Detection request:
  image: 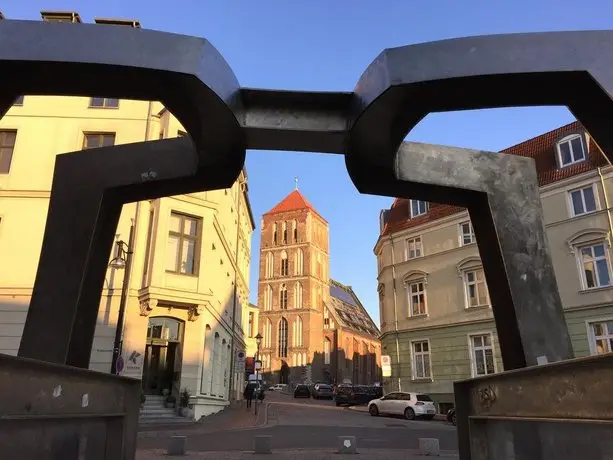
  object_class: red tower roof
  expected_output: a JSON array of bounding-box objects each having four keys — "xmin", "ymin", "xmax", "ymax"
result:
[{"xmin": 264, "ymin": 189, "xmax": 327, "ymax": 222}]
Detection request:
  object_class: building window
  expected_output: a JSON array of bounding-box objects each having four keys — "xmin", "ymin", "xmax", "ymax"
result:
[
  {"xmin": 293, "ymin": 220, "xmax": 298, "ymax": 242},
  {"xmin": 410, "ymin": 200, "xmax": 428, "ymax": 218},
  {"xmin": 279, "ymin": 284, "xmax": 288, "ymax": 309},
  {"xmin": 460, "ymin": 221, "xmax": 475, "ymax": 245},
  {"xmin": 264, "ymin": 285, "xmax": 273, "ymax": 311},
  {"xmin": 281, "ymin": 251, "xmax": 289, "ymax": 276},
  {"xmin": 294, "ymin": 282, "xmax": 303, "ymax": 308},
  {"xmin": 464, "ymin": 269, "xmax": 489, "ymax": 307},
  {"xmin": 470, "ymin": 334, "xmax": 496, "ymax": 377},
  {"xmin": 248, "ymin": 312, "xmax": 254, "ymax": 338},
  {"xmin": 407, "ymin": 281, "xmax": 427, "ymax": 317},
  {"xmin": 293, "ymin": 316, "xmax": 303, "ymax": 347},
  {"xmin": 278, "ymin": 318, "xmax": 288, "ymax": 358},
  {"xmin": 0, "ymin": 130, "xmax": 17, "ymax": 174},
  {"xmin": 265, "ymin": 252, "xmax": 274, "ymax": 278},
  {"xmin": 166, "ymin": 212, "xmax": 200, "ymax": 275},
  {"xmin": 557, "ymin": 134, "xmax": 586, "ymax": 167},
  {"xmin": 324, "ymin": 338, "xmax": 331, "ymax": 365},
  {"xmin": 588, "ymin": 321, "xmax": 613, "ymax": 355},
  {"xmin": 569, "ymin": 185, "xmax": 597, "ymax": 217},
  {"xmin": 83, "ymin": 132, "xmax": 115, "ymax": 149},
  {"xmin": 411, "ymin": 340, "xmax": 431, "ymax": 380},
  {"xmin": 12, "ymin": 95, "xmax": 24, "ymax": 106},
  {"xmin": 579, "ymin": 243, "xmax": 612, "ymax": 289},
  {"xmin": 317, "ymin": 253, "xmax": 322, "ymax": 278},
  {"xmin": 295, "ymin": 249, "xmax": 304, "ymax": 275},
  {"xmin": 273, "ymin": 223, "xmax": 278, "ymax": 245},
  {"xmin": 324, "ymin": 308, "xmax": 330, "ymax": 329},
  {"xmin": 263, "ymin": 319, "xmax": 272, "ymax": 348},
  {"xmin": 282, "ymin": 222, "xmax": 287, "ymax": 244},
  {"xmin": 406, "ymin": 236, "xmax": 422, "ymax": 259},
  {"xmin": 89, "ymin": 97, "xmax": 119, "ymax": 109}
]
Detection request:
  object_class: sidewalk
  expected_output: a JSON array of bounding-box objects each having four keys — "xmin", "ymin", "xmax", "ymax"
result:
[
  {"xmin": 346, "ymin": 405, "xmax": 448, "ymax": 421},
  {"xmin": 136, "ymin": 448, "xmax": 459, "ymax": 459},
  {"xmin": 138, "ymin": 400, "xmax": 268, "ymax": 439}
]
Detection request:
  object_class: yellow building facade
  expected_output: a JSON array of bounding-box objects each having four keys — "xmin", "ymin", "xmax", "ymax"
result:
[{"xmin": 0, "ymin": 94, "xmax": 255, "ymax": 421}]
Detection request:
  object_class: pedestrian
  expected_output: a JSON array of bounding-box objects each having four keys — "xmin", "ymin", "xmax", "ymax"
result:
[{"xmin": 243, "ymin": 383, "xmax": 255, "ymax": 409}]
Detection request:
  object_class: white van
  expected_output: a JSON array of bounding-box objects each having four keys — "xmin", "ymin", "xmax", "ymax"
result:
[{"xmin": 269, "ymin": 384, "xmax": 288, "ymax": 392}]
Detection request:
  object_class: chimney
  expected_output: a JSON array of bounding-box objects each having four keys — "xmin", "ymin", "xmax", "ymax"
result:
[
  {"xmin": 94, "ymin": 18, "xmax": 141, "ymax": 28},
  {"xmin": 40, "ymin": 11, "xmax": 82, "ymax": 23}
]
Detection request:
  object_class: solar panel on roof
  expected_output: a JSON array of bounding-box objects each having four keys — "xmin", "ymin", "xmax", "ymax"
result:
[{"xmin": 330, "ymin": 284, "xmax": 358, "ymax": 307}]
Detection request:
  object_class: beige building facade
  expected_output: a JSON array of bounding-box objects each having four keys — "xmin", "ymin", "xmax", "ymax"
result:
[
  {"xmin": 375, "ymin": 122, "xmax": 613, "ymax": 412},
  {"xmin": 257, "ymin": 189, "xmax": 382, "ymax": 386},
  {"xmin": 0, "ymin": 90, "xmax": 255, "ymax": 420}
]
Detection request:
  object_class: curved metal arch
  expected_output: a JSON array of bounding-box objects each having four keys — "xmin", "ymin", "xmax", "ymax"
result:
[
  {"xmin": 346, "ymin": 30, "xmax": 613, "ymax": 192},
  {"xmin": 0, "ymin": 19, "xmax": 246, "ymax": 186}
]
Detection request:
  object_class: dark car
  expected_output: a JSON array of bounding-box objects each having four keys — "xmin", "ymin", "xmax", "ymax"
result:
[
  {"xmin": 312, "ymin": 383, "xmax": 334, "ymax": 399},
  {"xmin": 335, "ymin": 384, "xmax": 382, "ymax": 406},
  {"xmin": 294, "ymin": 384, "xmax": 311, "ymax": 398},
  {"xmin": 447, "ymin": 408, "xmax": 456, "ymax": 426}
]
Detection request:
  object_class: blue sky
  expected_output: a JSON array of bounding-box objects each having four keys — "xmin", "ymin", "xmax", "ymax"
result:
[{"xmin": 3, "ymin": 1, "xmax": 612, "ymax": 324}]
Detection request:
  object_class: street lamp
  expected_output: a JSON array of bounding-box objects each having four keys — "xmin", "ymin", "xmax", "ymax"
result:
[
  {"xmin": 254, "ymin": 332, "xmax": 263, "ymax": 415},
  {"xmin": 109, "ymin": 223, "xmax": 135, "ymax": 376}
]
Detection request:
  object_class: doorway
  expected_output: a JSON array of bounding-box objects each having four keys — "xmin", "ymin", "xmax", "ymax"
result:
[
  {"xmin": 142, "ymin": 316, "xmax": 184, "ymax": 395},
  {"xmin": 280, "ymin": 361, "xmax": 290, "ymax": 384}
]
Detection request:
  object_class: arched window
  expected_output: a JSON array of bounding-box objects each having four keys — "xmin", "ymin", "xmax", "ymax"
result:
[
  {"xmin": 265, "ymin": 252, "xmax": 274, "ymax": 278},
  {"xmin": 292, "ymin": 220, "xmax": 298, "ymax": 242},
  {"xmin": 200, "ymin": 325, "xmax": 212, "ymax": 394},
  {"xmin": 278, "ymin": 318, "xmax": 288, "ymax": 358},
  {"xmin": 281, "ymin": 250, "xmax": 289, "ymax": 276},
  {"xmin": 294, "ymin": 282, "xmax": 303, "ymax": 308},
  {"xmin": 210, "ymin": 333, "xmax": 220, "ymax": 394},
  {"xmin": 324, "ymin": 337, "xmax": 331, "ymax": 365},
  {"xmin": 263, "ymin": 318, "xmax": 272, "ymax": 348},
  {"xmin": 293, "ymin": 316, "xmax": 303, "ymax": 347},
  {"xmin": 317, "ymin": 253, "xmax": 322, "ymax": 278},
  {"xmin": 295, "ymin": 249, "xmax": 304, "ymax": 275},
  {"xmin": 273, "ymin": 223, "xmax": 278, "ymax": 245},
  {"xmin": 279, "ymin": 284, "xmax": 288, "ymax": 309},
  {"xmin": 263, "ymin": 284, "xmax": 272, "ymax": 311},
  {"xmin": 282, "ymin": 222, "xmax": 287, "ymax": 244}
]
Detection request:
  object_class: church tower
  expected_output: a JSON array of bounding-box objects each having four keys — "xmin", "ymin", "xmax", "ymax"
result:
[{"xmin": 256, "ymin": 188, "xmax": 329, "ymax": 384}]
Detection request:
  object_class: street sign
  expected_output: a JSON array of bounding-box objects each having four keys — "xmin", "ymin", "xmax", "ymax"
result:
[
  {"xmin": 235, "ymin": 350, "xmax": 246, "ymax": 373},
  {"xmin": 115, "ymin": 356, "xmax": 124, "ymax": 375},
  {"xmin": 381, "ymin": 355, "xmax": 392, "ymax": 377}
]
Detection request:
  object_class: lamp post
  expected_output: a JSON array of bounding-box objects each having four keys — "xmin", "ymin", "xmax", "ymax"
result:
[
  {"xmin": 109, "ymin": 222, "xmax": 135, "ymax": 375},
  {"xmin": 254, "ymin": 332, "xmax": 263, "ymax": 415}
]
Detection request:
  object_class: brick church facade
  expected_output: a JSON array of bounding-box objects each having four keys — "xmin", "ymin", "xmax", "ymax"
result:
[{"xmin": 256, "ymin": 189, "xmax": 381, "ymax": 385}]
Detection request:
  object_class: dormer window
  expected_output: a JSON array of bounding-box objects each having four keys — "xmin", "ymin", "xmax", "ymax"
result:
[
  {"xmin": 557, "ymin": 133, "xmax": 586, "ymax": 168},
  {"xmin": 410, "ymin": 200, "xmax": 428, "ymax": 218}
]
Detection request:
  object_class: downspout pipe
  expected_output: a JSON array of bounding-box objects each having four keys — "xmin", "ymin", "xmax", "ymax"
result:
[
  {"xmin": 389, "ymin": 234, "xmax": 402, "ymax": 392},
  {"xmin": 597, "ymin": 167, "xmax": 613, "ymax": 243}
]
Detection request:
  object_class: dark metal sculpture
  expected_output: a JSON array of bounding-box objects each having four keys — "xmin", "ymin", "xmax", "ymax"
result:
[{"xmin": 2, "ymin": 19, "xmax": 613, "ymax": 460}]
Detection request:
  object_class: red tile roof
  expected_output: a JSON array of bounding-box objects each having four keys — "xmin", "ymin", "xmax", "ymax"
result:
[
  {"xmin": 379, "ymin": 121, "xmax": 609, "ymax": 238},
  {"xmin": 264, "ymin": 189, "xmax": 327, "ymax": 222}
]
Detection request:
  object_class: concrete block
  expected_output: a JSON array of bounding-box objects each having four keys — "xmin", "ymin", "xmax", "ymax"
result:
[
  {"xmin": 419, "ymin": 438, "xmax": 440, "ymax": 456},
  {"xmin": 337, "ymin": 436, "xmax": 357, "ymax": 454},
  {"xmin": 167, "ymin": 436, "xmax": 187, "ymax": 456},
  {"xmin": 254, "ymin": 435, "xmax": 272, "ymax": 454}
]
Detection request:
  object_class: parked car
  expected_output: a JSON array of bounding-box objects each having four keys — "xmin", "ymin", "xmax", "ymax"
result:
[
  {"xmin": 447, "ymin": 408, "xmax": 456, "ymax": 426},
  {"xmin": 269, "ymin": 384, "xmax": 288, "ymax": 392},
  {"xmin": 367, "ymin": 392, "xmax": 437, "ymax": 420},
  {"xmin": 294, "ymin": 384, "xmax": 311, "ymax": 398},
  {"xmin": 335, "ymin": 384, "xmax": 383, "ymax": 406},
  {"xmin": 311, "ymin": 383, "xmax": 334, "ymax": 399}
]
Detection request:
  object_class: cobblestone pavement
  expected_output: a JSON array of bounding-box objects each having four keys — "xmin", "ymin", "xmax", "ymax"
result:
[
  {"xmin": 138, "ymin": 400, "xmax": 268, "ymax": 439},
  {"xmin": 136, "ymin": 448, "xmax": 459, "ymax": 459},
  {"xmin": 137, "ymin": 392, "xmax": 458, "ymax": 453}
]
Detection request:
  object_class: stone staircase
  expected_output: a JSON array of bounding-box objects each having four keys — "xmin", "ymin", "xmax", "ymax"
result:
[{"xmin": 139, "ymin": 394, "xmax": 188, "ymax": 425}]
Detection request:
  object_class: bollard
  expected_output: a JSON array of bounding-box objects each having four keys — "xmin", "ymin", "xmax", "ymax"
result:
[
  {"xmin": 254, "ymin": 435, "xmax": 272, "ymax": 454},
  {"xmin": 418, "ymin": 438, "xmax": 440, "ymax": 456},
  {"xmin": 337, "ymin": 436, "xmax": 357, "ymax": 454},
  {"xmin": 167, "ymin": 436, "xmax": 187, "ymax": 456}
]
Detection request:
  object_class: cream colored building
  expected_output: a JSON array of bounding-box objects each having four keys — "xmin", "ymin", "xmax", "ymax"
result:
[
  {"xmin": 375, "ymin": 122, "xmax": 613, "ymax": 412},
  {"xmin": 0, "ymin": 90, "xmax": 255, "ymax": 421}
]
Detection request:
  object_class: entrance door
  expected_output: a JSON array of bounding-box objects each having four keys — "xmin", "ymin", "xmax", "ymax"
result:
[{"xmin": 142, "ymin": 317, "xmax": 184, "ymax": 395}]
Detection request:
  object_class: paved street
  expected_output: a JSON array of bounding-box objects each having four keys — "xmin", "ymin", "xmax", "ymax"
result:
[{"xmin": 137, "ymin": 391, "xmax": 458, "ymax": 455}]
